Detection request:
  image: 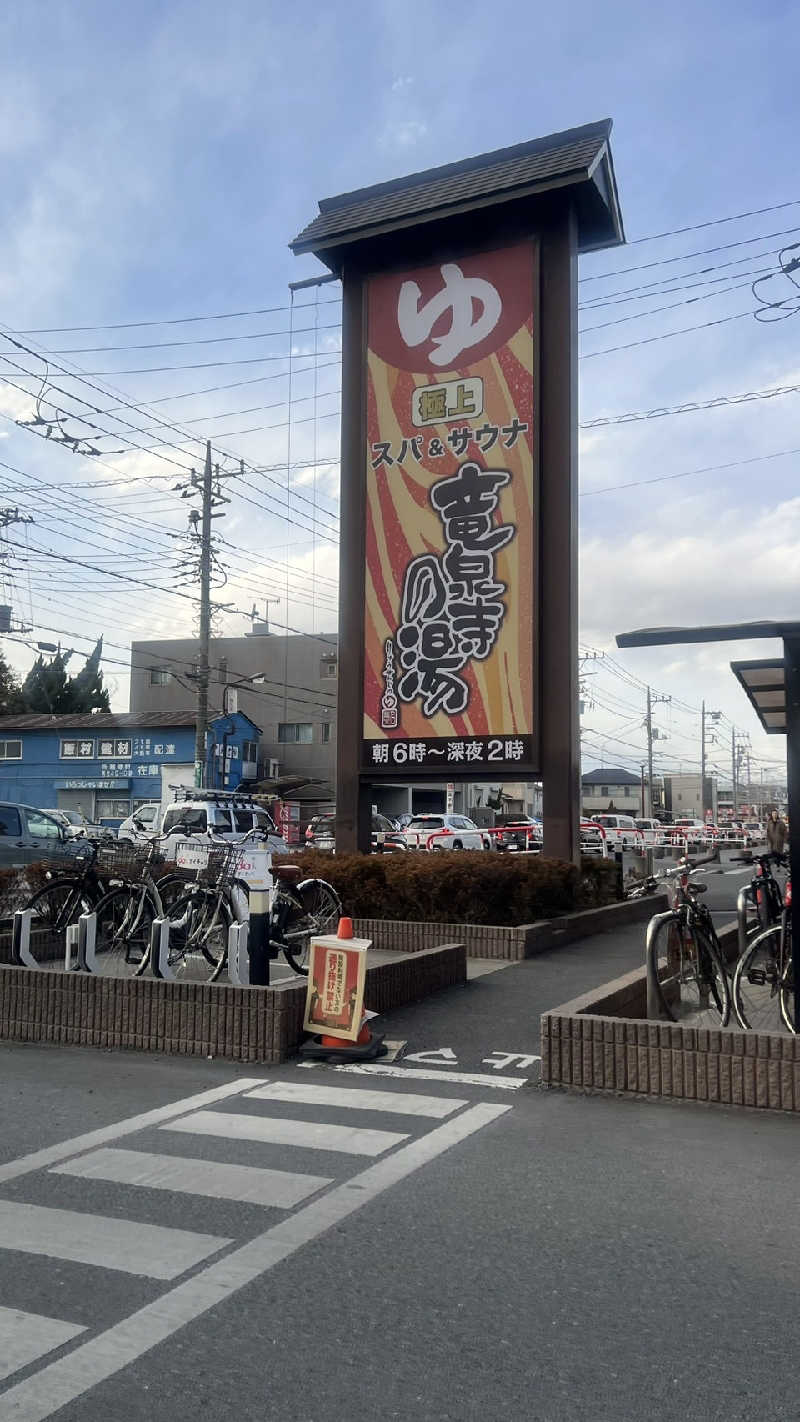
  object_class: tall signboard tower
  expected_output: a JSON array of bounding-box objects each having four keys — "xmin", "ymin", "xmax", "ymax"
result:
[{"xmin": 292, "ymin": 121, "xmax": 623, "ymax": 860}]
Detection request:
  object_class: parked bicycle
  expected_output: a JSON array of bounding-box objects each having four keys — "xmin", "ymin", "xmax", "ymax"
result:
[
  {"xmin": 23, "ymin": 837, "xmax": 189, "ymax": 974},
  {"xmin": 731, "ymin": 850, "xmax": 788, "ymax": 955},
  {"xmin": 646, "ymin": 859, "xmax": 731, "ymax": 1027},
  {"xmin": 162, "ymin": 832, "xmax": 341, "ymax": 983},
  {"xmin": 732, "ymin": 876, "xmax": 793, "ymax": 1033}
]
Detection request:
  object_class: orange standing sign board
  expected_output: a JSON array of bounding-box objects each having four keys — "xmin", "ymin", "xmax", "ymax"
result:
[
  {"xmin": 363, "ymin": 241, "xmax": 537, "ymax": 776},
  {"xmin": 303, "ymin": 937, "xmax": 369, "ymax": 1042}
]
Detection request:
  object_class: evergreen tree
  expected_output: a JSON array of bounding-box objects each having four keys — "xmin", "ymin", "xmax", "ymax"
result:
[
  {"xmin": 68, "ymin": 638, "xmax": 110, "ymax": 712},
  {"xmin": 20, "ymin": 640, "xmax": 110, "ymax": 714},
  {"xmin": 21, "ymin": 650, "xmax": 72, "ymax": 713}
]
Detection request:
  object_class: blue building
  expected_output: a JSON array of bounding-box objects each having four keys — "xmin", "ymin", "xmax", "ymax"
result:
[{"xmin": 0, "ymin": 710, "xmax": 261, "ymax": 824}]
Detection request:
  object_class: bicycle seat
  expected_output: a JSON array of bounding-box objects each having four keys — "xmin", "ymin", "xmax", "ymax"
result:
[
  {"xmin": 691, "ymin": 883, "xmax": 708, "ymax": 894},
  {"xmin": 273, "ymin": 863, "xmax": 302, "ymax": 882}
]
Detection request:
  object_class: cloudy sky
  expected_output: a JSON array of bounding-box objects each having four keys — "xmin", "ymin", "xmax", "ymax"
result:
[{"xmin": 0, "ymin": 0, "xmax": 797, "ymax": 794}]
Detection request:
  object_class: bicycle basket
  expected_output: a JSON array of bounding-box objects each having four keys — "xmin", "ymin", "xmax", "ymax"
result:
[
  {"xmin": 39, "ymin": 838, "xmax": 98, "ymax": 875},
  {"xmin": 203, "ymin": 842, "xmax": 248, "ymax": 887},
  {"xmin": 96, "ymin": 841, "xmax": 152, "ymax": 878}
]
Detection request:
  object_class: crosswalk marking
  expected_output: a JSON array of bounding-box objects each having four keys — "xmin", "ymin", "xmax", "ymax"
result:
[
  {"xmin": 0, "ymin": 1307, "xmax": 85, "ymax": 1383},
  {"xmin": 52, "ymin": 1148, "xmax": 332, "ymax": 1209},
  {"xmin": 162, "ymin": 1109, "xmax": 408, "ymax": 1157},
  {"xmin": 0, "ymin": 1077, "xmax": 265, "ymax": 1188},
  {"xmin": 0, "ymin": 1102, "xmax": 510, "ymax": 1422},
  {"xmin": 0, "ymin": 1201, "xmax": 231, "ymax": 1280},
  {"xmin": 246, "ymin": 1082, "xmax": 467, "ymax": 1118}
]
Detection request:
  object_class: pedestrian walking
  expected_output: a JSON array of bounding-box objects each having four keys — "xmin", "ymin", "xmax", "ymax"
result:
[{"xmin": 766, "ymin": 809, "xmax": 787, "ymax": 853}]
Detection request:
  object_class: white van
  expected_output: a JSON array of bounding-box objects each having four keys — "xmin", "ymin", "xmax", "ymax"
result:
[{"xmin": 591, "ymin": 814, "xmax": 641, "ymax": 849}]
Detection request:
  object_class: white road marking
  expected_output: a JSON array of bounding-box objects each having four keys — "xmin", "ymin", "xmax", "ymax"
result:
[
  {"xmin": 0, "ymin": 1201, "xmax": 231, "ymax": 1281},
  {"xmin": 403, "ymin": 1047, "xmax": 458, "ymax": 1064},
  {"xmin": 162, "ymin": 1109, "xmax": 409, "ymax": 1157},
  {"xmin": 0, "ymin": 1077, "xmax": 265, "ymax": 1188},
  {"xmin": 51, "ymin": 1148, "xmax": 332, "ymax": 1209},
  {"xmin": 481, "ymin": 1052, "xmax": 541, "ymax": 1071},
  {"xmin": 0, "ymin": 1103, "xmax": 510, "ymax": 1421},
  {"xmin": 332, "ymin": 1062, "xmax": 528, "ymax": 1090},
  {"xmin": 0, "ymin": 1308, "xmax": 85, "ymax": 1384},
  {"xmin": 246, "ymin": 1082, "xmax": 466, "ymax": 1118}
]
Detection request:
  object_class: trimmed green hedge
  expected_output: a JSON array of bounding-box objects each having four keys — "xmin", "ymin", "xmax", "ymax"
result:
[{"xmin": 275, "ymin": 851, "xmax": 621, "ymax": 927}]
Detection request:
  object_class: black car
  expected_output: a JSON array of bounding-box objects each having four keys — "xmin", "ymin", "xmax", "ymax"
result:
[
  {"xmin": 305, "ymin": 812, "xmax": 406, "ymax": 853},
  {"xmin": 491, "ymin": 815, "xmax": 543, "ymax": 851}
]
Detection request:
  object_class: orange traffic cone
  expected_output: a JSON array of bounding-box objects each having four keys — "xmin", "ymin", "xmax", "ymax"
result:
[{"xmin": 337, "ymin": 916, "xmax": 354, "ymax": 939}]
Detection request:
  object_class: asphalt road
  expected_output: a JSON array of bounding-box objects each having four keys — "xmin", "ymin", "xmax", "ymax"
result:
[{"xmin": 1, "ymin": 892, "xmax": 798, "ymax": 1421}]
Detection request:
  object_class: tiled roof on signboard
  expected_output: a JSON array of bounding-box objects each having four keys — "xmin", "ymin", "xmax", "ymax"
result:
[{"xmin": 291, "ymin": 119, "xmax": 623, "ymax": 259}]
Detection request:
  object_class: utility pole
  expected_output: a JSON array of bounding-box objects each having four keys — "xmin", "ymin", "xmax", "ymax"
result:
[
  {"xmin": 731, "ymin": 726, "xmax": 737, "ymax": 821},
  {"xmin": 700, "ymin": 700, "xmax": 706, "ymax": 816},
  {"xmin": 646, "ymin": 686, "xmax": 653, "ymax": 817},
  {"xmin": 193, "ymin": 441, "xmax": 213, "ymax": 785},
  {"xmin": 645, "ymin": 686, "xmax": 669, "ymax": 817},
  {"xmin": 640, "ymin": 763, "xmax": 646, "ymax": 817}
]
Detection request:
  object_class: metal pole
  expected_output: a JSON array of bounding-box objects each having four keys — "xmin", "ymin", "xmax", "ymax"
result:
[
  {"xmin": 783, "ymin": 638, "xmax": 800, "ymax": 1030},
  {"xmin": 194, "ymin": 441, "xmax": 213, "ymax": 785},
  {"xmin": 640, "ymin": 763, "xmax": 646, "ymax": 816},
  {"xmin": 647, "ymin": 686, "xmax": 654, "ymax": 819},
  {"xmin": 700, "ymin": 700, "xmax": 706, "ymax": 816},
  {"xmin": 731, "ymin": 726, "xmax": 737, "ymax": 823}
]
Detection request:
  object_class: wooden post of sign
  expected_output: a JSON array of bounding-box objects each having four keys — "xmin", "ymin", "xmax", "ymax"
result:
[
  {"xmin": 336, "ymin": 270, "xmax": 371, "ymax": 854},
  {"xmin": 540, "ymin": 208, "xmax": 581, "ymax": 866}
]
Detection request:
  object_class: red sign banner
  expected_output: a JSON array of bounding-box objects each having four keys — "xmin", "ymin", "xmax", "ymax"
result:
[
  {"xmin": 362, "ymin": 241, "xmax": 537, "ymax": 775},
  {"xmin": 303, "ymin": 937, "xmax": 368, "ymax": 1041}
]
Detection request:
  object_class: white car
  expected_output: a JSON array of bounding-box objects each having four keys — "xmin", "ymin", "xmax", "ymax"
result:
[
  {"xmin": 117, "ymin": 802, "xmax": 160, "ymax": 844},
  {"xmin": 402, "ymin": 814, "xmax": 485, "ymax": 851},
  {"xmin": 634, "ymin": 817, "xmax": 667, "ymax": 845},
  {"xmin": 591, "ymin": 814, "xmax": 642, "ymax": 849}
]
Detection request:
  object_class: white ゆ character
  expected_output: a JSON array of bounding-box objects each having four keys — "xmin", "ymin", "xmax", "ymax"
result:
[{"xmin": 397, "ymin": 263, "xmax": 502, "ymax": 367}]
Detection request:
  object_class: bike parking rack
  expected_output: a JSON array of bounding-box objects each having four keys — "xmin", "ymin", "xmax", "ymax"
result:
[
  {"xmin": 227, "ymin": 921, "xmax": 250, "ymax": 986},
  {"xmin": 11, "ymin": 909, "xmax": 36, "ymax": 969},
  {"xmin": 149, "ymin": 917, "xmax": 174, "ymax": 981},
  {"xmin": 76, "ymin": 912, "xmax": 97, "ymax": 973}
]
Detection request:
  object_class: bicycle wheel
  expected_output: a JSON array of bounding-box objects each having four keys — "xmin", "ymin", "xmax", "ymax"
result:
[
  {"xmin": 281, "ymin": 878, "xmax": 342, "ymax": 975},
  {"xmin": 24, "ymin": 879, "xmax": 93, "ymax": 967},
  {"xmin": 166, "ymin": 891, "xmax": 230, "ymax": 983},
  {"xmin": 648, "ymin": 916, "xmax": 731, "ymax": 1027},
  {"xmin": 152, "ymin": 871, "xmax": 190, "ymax": 916},
  {"xmin": 94, "ymin": 885, "xmax": 157, "ymax": 977},
  {"xmin": 733, "ymin": 924, "xmax": 793, "ymax": 1033}
]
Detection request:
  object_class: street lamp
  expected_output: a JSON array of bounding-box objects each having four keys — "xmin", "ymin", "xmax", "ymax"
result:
[
  {"xmin": 222, "ymin": 672, "xmax": 265, "ymax": 716},
  {"xmin": 219, "ymin": 674, "xmax": 266, "ymax": 786}
]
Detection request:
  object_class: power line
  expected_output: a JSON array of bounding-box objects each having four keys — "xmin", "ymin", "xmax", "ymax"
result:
[
  {"xmin": 18, "ymin": 297, "xmax": 342, "ymax": 335},
  {"xmin": 581, "ymin": 223, "xmax": 800, "ymax": 285},
  {"xmin": 50, "ymin": 321, "xmax": 342, "ymax": 355},
  {"xmin": 580, "ymin": 444, "xmax": 800, "ymax": 497},
  {"xmin": 580, "ymin": 310, "xmax": 752, "ymax": 360},
  {"xmin": 580, "ymin": 377, "xmax": 800, "ymax": 429}
]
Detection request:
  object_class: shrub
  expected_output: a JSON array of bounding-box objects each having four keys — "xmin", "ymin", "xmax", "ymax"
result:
[{"xmin": 276, "ymin": 851, "xmax": 621, "ymax": 927}]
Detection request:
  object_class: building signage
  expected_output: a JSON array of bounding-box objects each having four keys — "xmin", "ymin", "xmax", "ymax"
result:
[
  {"xmin": 362, "ymin": 242, "xmax": 537, "ymax": 774},
  {"xmin": 54, "ymin": 778, "xmax": 130, "ymax": 791}
]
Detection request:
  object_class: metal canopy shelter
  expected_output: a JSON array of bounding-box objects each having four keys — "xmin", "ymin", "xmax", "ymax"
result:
[{"xmin": 616, "ymin": 619, "xmax": 800, "ymax": 1029}]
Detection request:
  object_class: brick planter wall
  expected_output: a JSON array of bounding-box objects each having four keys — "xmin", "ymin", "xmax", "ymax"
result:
[
  {"xmin": 540, "ymin": 923, "xmax": 800, "ymax": 1112},
  {"xmin": 354, "ymin": 892, "xmax": 667, "ymax": 960},
  {"xmin": 0, "ymin": 942, "xmax": 466, "ymax": 1064}
]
